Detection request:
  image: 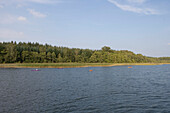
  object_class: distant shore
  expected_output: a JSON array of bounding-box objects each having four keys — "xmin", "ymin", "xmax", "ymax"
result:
[{"xmin": 0, "ymin": 63, "xmax": 169, "ymax": 68}]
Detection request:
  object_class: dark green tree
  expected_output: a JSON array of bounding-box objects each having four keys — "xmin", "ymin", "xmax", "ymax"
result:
[
  {"xmin": 57, "ymin": 53, "xmax": 63, "ymax": 63},
  {"xmin": 52, "ymin": 52, "xmax": 56, "ymax": 63},
  {"xmin": 102, "ymin": 46, "xmax": 111, "ymax": 52},
  {"xmin": 5, "ymin": 44, "xmax": 17, "ymax": 63}
]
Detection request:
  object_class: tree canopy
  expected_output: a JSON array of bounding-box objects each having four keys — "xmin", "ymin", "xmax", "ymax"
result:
[{"xmin": 0, "ymin": 41, "xmax": 169, "ymax": 63}]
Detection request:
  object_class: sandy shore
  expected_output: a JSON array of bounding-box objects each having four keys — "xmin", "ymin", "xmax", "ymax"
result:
[{"xmin": 0, "ymin": 63, "xmax": 169, "ymax": 68}]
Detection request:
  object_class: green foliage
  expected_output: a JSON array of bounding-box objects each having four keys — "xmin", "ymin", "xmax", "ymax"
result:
[
  {"xmin": 47, "ymin": 52, "xmax": 52, "ymax": 63},
  {"xmin": 0, "ymin": 41, "xmax": 168, "ymax": 63},
  {"xmin": 158, "ymin": 57, "xmax": 170, "ymax": 63},
  {"xmin": 4, "ymin": 43, "xmax": 17, "ymax": 63},
  {"xmin": 102, "ymin": 46, "xmax": 111, "ymax": 52},
  {"xmin": 52, "ymin": 52, "xmax": 56, "ymax": 63},
  {"xmin": 57, "ymin": 53, "xmax": 63, "ymax": 63}
]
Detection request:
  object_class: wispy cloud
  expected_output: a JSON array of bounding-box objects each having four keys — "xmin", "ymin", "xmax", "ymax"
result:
[
  {"xmin": 108, "ymin": 0, "xmax": 159, "ymax": 15},
  {"xmin": 0, "ymin": 14, "xmax": 27, "ymax": 24},
  {"xmin": 28, "ymin": 9, "xmax": 46, "ymax": 18},
  {"xmin": 0, "ymin": 29, "xmax": 25, "ymax": 39},
  {"xmin": 18, "ymin": 16, "xmax": 27, "ymax": 21},
  {"xmin": 168, "ymin": 43, "xmax": 170, "ymax": 45}
]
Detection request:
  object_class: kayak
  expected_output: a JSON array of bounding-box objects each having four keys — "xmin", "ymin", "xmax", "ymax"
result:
[{"xmin": 31, "ymin": 69, "xmax": 40, "ymax": 71}]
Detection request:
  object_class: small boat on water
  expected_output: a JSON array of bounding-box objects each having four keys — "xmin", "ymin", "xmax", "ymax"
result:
[
  {"xmin": 89, "ymin": 70, "xmax": 93, "ymax": 72},
  {"xmin": 31, "ymin": 69, "xmax": 40, "ymax": 71},
  {"xmin": 128, "ymin": 67, "xmax": 132, "ymax": 68}
]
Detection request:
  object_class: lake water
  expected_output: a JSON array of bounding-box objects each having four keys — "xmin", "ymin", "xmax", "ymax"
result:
[{"xmin": 0, "ymin": 65, "xmax": 170, "ymax": 113}]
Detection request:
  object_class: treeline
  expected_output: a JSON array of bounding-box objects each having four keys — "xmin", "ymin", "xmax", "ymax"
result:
[
  {"xmin": 0, "ymin": 41, "xmax": 169, "ymax": 63},
  {"xmin": 158, "ymin": 57, "xmax": 170, "ymax": 63}
]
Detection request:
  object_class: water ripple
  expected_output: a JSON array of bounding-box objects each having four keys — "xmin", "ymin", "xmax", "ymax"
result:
[{"xmin": 0, "ymin": 65, "xmax": 170, "ymax": 113}]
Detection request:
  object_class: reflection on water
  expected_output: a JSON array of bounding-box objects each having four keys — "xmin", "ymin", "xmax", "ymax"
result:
[{"xmin": 0, "ymin": 65, "xmax": 170, "ymax": 113}]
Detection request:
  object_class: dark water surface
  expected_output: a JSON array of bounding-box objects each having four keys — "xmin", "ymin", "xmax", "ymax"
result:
[{"xmin": 0, "ymin": 65, "xmax": 170, "ymax": 113}]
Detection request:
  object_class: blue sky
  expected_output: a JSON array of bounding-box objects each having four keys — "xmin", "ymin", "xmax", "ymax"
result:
[{"xmin": 0, "ymin": 0, "xmax": 170, "ymax": 57}]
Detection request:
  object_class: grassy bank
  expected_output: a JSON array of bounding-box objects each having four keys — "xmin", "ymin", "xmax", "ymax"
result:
[{"xmin": 0, "ymin": 63, "xmax": 169, "ymax": 68}]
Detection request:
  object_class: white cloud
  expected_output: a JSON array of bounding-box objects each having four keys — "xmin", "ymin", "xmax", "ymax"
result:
[
  {"xmin": 127, "ymin": 0, "xmax": 146, "ymax": 4},
  {"xmin": 108, "ymin": 0, "xmax": 159, "ymax": 15},
  {"xmin": 0, "ymin": 29, "xmax": 25, "ymax": 39},
  {"xmin": 28, "ymin": 9, "xmax": 46, "ymax": 18},
  {"xmin": 0, "ymin": 14, "xmax": 27, "ymax": 24},
  {"xmin": 168, "ymin": 43, "xmax": 170, "ymax": 45},
  {"xmin": 18, "ymin": 16, "xmax": 27, "ymax": 21}
]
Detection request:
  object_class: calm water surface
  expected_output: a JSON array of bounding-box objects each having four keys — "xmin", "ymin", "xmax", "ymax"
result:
[{"xmin": 0, "ymin": 65, "xmax": 170, "ymax": 113}]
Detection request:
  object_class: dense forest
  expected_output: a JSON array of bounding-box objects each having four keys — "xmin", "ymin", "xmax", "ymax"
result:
[{"xmin": 0, "ymin": 41, "xmax": 169, "ymax": 63}]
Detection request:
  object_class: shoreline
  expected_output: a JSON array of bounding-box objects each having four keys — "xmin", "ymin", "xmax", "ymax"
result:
[{"xmin": 0, "ymin": 63, "xmax": 169, "ymax": 68}]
